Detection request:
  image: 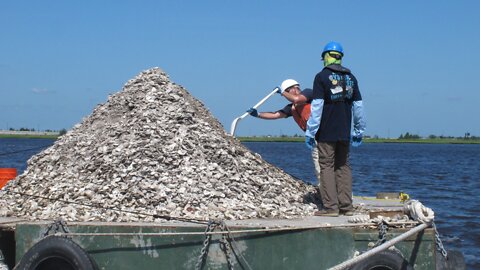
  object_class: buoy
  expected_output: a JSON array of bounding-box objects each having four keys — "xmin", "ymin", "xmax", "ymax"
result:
[{"xmin": 0, "ymin": 168, "xmax": 17, "ymax": 189}]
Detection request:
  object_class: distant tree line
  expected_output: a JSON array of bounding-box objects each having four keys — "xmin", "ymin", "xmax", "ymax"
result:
[
  {"xmin": 7, "ymin": 127, "xmax": 67, "ymax": 135},
  {"xmin": 9, "ymin": 127, "xmax": 36, "ymax": 132},
  {"xmin": 399, "ymin": 132, "xmax": 421, "ymax": 139},
  {"xmin": 398, "ymin": 132, "xmax": 479, "ymax": 140},
  {"xmin": 252, "ymin": 132, "xmax": 479, "ymax": 140}
]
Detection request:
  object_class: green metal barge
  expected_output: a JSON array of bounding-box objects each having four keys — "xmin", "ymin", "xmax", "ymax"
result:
[{"xmin": 0, "ymin": 196, "xmax": 464, "ymax": 270}]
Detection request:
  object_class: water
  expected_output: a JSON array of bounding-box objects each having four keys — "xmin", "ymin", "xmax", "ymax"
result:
[
  {"xmin": 244, "ymin": 142, "xmax": 479, "ymax": 270},
  {"xmin": 0, "ymin": 138, "xmax": 54, "ymax": 171},
  {"xmin": 1, "ymin": 139, "xmax": 479, "ymax": 269}
]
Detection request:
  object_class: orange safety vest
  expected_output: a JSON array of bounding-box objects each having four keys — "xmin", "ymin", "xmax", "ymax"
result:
[{"xmin": 291, "ymin": 103, "xmax": 311, "ymax": 132}]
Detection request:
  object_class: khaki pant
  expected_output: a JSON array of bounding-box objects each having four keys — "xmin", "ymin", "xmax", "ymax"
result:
[{"xmin": 314, "ymin": 141, "xmax": 353, "ymax": 211}]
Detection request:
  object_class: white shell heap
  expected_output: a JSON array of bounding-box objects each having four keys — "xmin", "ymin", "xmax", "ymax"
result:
[{"xmin": 0, "ymin": 68, "xmax": 318, "ymax": 222}]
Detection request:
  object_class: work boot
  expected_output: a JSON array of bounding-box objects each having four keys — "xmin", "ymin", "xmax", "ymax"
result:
[
  {"xmin": 314, "ymin": 209, "xmax": 339, "ymax": 217},
  {"xmin": 340, "ymin": 210, "xmax": 354, "ymax": 216}
]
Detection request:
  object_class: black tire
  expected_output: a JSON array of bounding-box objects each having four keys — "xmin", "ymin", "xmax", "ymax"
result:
[
  {"xmin": 14, "ymin": 236, "xmax": 96, "ymax": 270},
  {"xmin": 349, "ymin": 250, "xmax": 413, "ymax": 270}
]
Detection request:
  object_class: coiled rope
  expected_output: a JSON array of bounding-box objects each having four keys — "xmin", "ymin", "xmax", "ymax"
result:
[{"xmin": 404, "ymin": 199, "xmax": 435, "ymax": 224}]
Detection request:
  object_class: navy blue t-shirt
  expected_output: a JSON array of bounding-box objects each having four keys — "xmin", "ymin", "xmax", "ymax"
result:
[{"xmin": 312, "ymin": 65, "xmax": 362, "ymax": 142}]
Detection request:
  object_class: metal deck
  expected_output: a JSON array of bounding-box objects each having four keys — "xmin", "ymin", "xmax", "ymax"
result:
[{"xmin": 0, "ymin": 196, "xmax": 410, "ymax": 229}]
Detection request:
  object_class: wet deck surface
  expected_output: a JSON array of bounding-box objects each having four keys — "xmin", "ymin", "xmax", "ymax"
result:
[{"xmin": 0, "ymin": 196, "xmax": 412, "ymax": 229}]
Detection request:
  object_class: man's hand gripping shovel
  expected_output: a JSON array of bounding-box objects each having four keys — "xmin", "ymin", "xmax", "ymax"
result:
[{"xmin": 229, "ymin": 87, "xmax": 280, "ymax": 136}]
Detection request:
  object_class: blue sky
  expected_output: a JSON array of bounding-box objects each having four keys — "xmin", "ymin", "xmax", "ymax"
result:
[{"xmin": 1, "ymin": 1, "xmax": 479, "ymax": 138}]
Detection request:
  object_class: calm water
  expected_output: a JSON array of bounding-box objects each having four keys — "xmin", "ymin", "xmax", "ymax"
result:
[
  {"xmin": 245, "ymin": 142, "xmax": 479, "ymax": 269},
  {"xmin": 1, "ymin": 138, "xmax": 479, "ymax": 269}
]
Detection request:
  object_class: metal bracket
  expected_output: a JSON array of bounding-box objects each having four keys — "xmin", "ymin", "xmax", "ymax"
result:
[{"xmin": 43, "ymin": 219, "xmax": 70, "ymax": 237}]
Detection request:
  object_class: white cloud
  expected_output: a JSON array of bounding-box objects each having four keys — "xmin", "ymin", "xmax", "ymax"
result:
[{"xmin": 32, "ymin": 88, "xmax": 49, "ymax": 94}]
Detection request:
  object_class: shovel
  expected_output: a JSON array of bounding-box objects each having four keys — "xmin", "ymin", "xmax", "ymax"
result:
[{"xmin": 229, "ymin": 87, "xmax": 280, "ymax": 136}]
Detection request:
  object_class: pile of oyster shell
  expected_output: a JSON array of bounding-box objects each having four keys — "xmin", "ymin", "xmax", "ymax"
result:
[{"xmin": 0, "ymin": 68, "xmax": 318, "ymax": 222}]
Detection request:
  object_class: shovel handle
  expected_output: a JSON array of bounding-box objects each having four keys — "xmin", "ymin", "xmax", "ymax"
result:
[
  {"xmin": 229, "ymin": 87, "xmax": 280, "ymax": 136},
  {"xmin": 251, "ymin": 87, "xmax": 280, "ymax": 109}
]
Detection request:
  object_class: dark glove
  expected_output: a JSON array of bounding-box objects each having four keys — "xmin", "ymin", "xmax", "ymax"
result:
[
  {"xmin": 275, "ymin": 87, "xmax": 282, "ymax": 94},
  {"xmin": 351, "ymin": 135, "xmax": 363, "ymax": 147},
  {"xmin": 305, "ymin": 136, "xmax": 316, "ymax": 150},
  {"xmin": 247, "ymin": 108, "xmax": 258, "ymax": 117}
]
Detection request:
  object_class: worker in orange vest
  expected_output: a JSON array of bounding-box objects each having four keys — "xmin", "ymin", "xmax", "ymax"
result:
[
  {"xmin": 246, "ymin": 79, "xmax": 321, "ymax": 186},
  {"xmin": 246, "ymin": 79, "xmax": 312, "ymax": 131}
]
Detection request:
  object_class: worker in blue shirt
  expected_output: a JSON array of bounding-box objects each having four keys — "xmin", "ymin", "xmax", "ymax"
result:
[{"xmin": 305, "ymin": 41, "xmax": 366, "ymax": 217}]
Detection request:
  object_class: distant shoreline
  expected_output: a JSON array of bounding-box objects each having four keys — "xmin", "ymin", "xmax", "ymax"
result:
[
  {"xmin": 0, "ymin": 134, "xmax": 59, "ymax": 139},
  {"xmin": 2, "ymin": 133, "xmax": 479, "ymax": 144},
  {"xmin": 238, "ymin": 136, "xmax": 480, "ymax": 144},
  {"xmin": 0, "ymin": 130, "xmax": 60, "ymax": 139}
]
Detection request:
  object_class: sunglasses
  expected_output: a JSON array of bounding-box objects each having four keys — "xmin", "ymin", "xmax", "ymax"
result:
[
  {"xmin": 322, "ymin": 52, "xmax": 342, "ymax": 60},
  {"xmin": 285, "ymin": 85, "xmax": 300, "ymax": 93}
]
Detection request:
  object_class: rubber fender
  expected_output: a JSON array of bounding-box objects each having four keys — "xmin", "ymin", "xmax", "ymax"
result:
[
  {"xmin": 14, "ymin": 236, "xmax": 97, "ymax": 270},
  {"xmin": 349, "ymin": 250, "xmax": 413, "ymax": 270},
  {"xmin": 435, "ymin": 249, "xmax": 466, "ymax": 270}
]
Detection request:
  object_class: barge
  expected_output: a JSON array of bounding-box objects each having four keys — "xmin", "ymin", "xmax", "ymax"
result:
[{"xmin": 0, "ymin": 195, "xmax": 464, "ymax": 270}]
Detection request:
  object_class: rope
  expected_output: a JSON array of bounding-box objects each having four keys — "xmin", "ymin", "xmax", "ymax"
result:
[
  {"xmin": 328, "ymin": 223, "xmax": 429, "ymax": 270},
  {"xmin": 54, "ymin": 227, "xmax": 324, "ymax": 237},
  {"xmin": 5, "ymin": 190, "xmax": 208, "ymax": 225},
  {"xmin": 0, "ymin": 219, "xmax": 28, "ymax": 225},
  {"xmin": 50, "ymin": 220, "xmax": 421, "ymax": 237},
  {"xmin": 404, "ymin": 200, "xmax": 434, "ymax": 224},
  {"xmin": 329, "ymin": 200, "xmax": 435, "ymax": 269}
]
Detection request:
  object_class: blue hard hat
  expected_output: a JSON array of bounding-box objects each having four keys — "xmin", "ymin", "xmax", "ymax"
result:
[{"xmin": 322, "ymin": 41, "xmax": 344, "ymax": 58}]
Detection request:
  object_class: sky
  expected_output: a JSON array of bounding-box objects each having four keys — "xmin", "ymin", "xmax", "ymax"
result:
[{"xmin": 1, "ymin": 1, "xmax": 479, "ymax": 138}]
